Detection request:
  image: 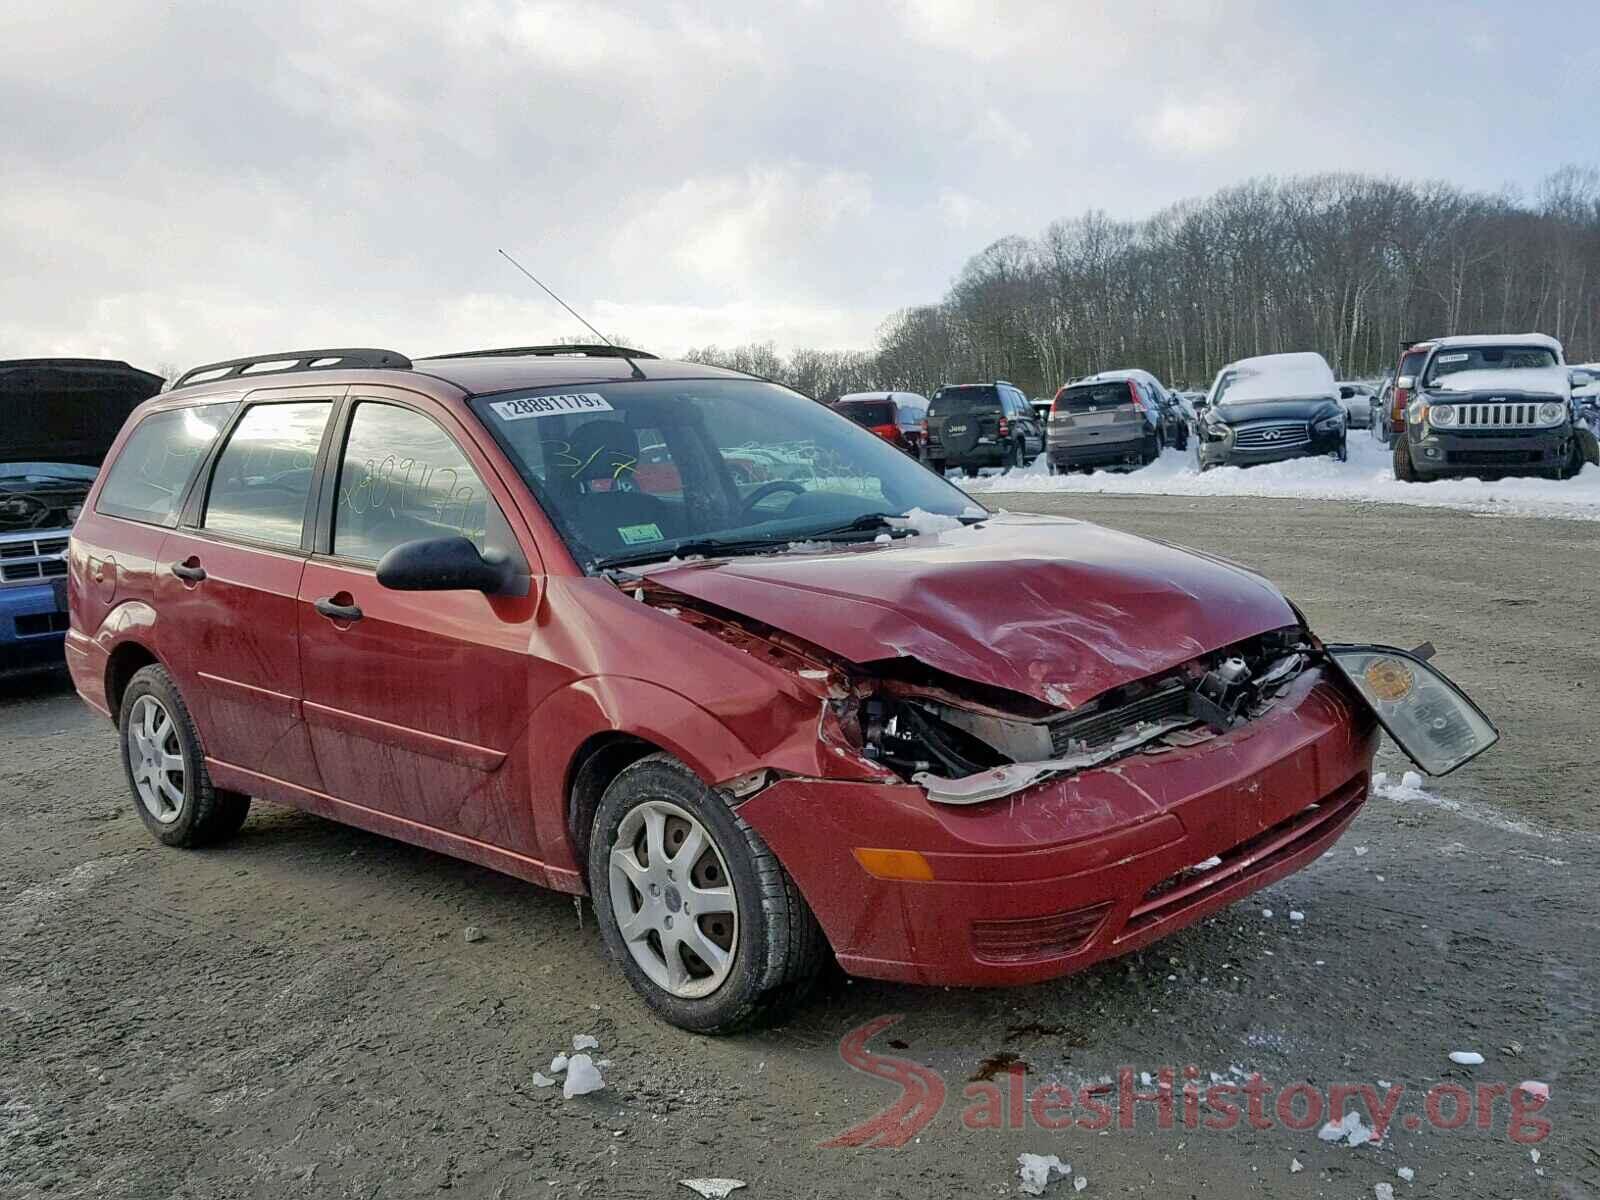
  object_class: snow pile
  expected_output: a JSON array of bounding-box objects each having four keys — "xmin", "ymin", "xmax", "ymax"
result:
[
  {"xmin": 1448, "ymin": 1050, "xmax": 1485, "ymax": 1066},
  {"xmin": 1371, "ymin": 771, "xmax": 1549, "ymax": 838},
  {"xmin": 958, "ymin": 434, "xmax": 1600, "ymax": 521},
  {"xmin": 888, "ymin": 507, "xmax": 965, "ymax": 537},
  {"xmin": 1017, "ymin": 1153, "xmax": 1072, "ymax": 1195},
  {"xmin": 1214, "ymin": 351, "xmax": 1337, "ymax": 404}
]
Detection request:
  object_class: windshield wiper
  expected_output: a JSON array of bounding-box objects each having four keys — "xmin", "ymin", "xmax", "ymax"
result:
[{"xmin": 593, "ymin": 536, "xmax": 787, "ymax": 572}]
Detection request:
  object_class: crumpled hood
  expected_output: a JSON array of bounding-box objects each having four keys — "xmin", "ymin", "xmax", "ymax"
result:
[
  {"xmin": 637, "ymin": 512, "xmax": 1298, "ymax": 710},
  {"xmin": 1426, "ymin": 366, "xmax": 1569, "ymax": 398}
]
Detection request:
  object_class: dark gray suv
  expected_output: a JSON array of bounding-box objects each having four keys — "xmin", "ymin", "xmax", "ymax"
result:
[{"xmin": 923, "ymin": 382, "xmax": 1044, "ymax": 476}]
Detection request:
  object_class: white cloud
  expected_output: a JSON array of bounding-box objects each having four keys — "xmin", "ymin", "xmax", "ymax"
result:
[{"xmin": 1143, "ymin": 101, "xmax": 1246, "ymax": 157}]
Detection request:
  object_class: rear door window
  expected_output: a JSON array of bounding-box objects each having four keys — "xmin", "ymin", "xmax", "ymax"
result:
[
  {"xmin": 333, "ymin": 402, "xmax": 489, "ymax": 563},
  {"xmin": 94, "ymin": 402, "xmax": 236, "ymax": 526},
  {"xmin": 202, "ymin": 401, "xmax": 332, "ymax": 548}
]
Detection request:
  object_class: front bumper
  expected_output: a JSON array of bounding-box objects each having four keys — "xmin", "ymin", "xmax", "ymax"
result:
[
  {"xmin": 1198, "ymin": 426, "xmax": 1343, "ymax": 467},
  {"xmin": 739, "ymin": 667, "xmax": 1377, "ymax": 986},
  {"xmin": 0, "ymin": 581, "xmax": 70, "ymax": 674},
  {"xmin": 1408, "ymin": 426, "xmax": 1569, "ymax": 475}
]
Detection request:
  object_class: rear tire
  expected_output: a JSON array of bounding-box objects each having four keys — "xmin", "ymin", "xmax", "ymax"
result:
[
  {"xmin": 119, "ymin": 664, "xmax": 250, "ymax": 848},
  {"xmin": 928, "ymin": 457, "xmax": 946, "ymax": 476},
  {"xmin": 589, "ymin": 754, "xmax": 828, "ymax": 1034},
  {"xmin": 1392, "ymin": 438, "xmax": 1420, "ymax": 482}
]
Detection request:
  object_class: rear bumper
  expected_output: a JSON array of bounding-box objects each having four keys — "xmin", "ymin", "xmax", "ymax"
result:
[
  {"xmin": 0, "ymin": 582, "xmax": 69, "ymax": 674},
  {"xmin": 740, "ymin": 668, "xmax": 1378, "ymax": 986},
  {"xmin": 1409, "ymin": 427, "xmax": 1569, "ymax": 474},
  {"xmin": 1048, "ymin": 429, "xmax": 1148, "ymax": 468}
]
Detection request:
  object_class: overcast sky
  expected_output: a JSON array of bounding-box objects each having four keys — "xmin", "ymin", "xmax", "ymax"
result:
[{"xmin": 3, "ymin": 0, "xmax": 1595, "ymax": 373}]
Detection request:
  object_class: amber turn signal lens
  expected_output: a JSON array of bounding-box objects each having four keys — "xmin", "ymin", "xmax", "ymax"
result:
[
  {"xmin": 1363, "ymin": 657, "xmax": 1415, "ymax": 703},
  {"xmin": 852, "ymin": 847, "xmax": 935, "ymax": 881}
]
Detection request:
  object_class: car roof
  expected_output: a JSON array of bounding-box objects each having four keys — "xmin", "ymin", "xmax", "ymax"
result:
[
  {"xmin": 1427, "ymin": 332, "xmax": 1563, "ymax": 354},
  {"xmin": 836, "ymin": 391, "xmax": 927, "ymax": 405},
  {"xmin": 1078, "ymin": 368, "xmax": 1160, "ymax": 386},
  {"xmin": 163, "ymin": 347, "xmax": 760, "ymax": 405}
]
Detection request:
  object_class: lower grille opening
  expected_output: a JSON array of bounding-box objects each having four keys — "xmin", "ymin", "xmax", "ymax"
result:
[
  {"xmin": 971, "ymin": 902, "xmax": 1113, "ymax": 964},
  {"xmin": 1120, "ymin": 774, "xmax": 1368, "ymax": 939}
]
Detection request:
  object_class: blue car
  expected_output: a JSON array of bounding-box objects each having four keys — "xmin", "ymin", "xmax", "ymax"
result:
[{"xmin": 1, "ymin": 359, "xmax": 163, "ymax": 676}]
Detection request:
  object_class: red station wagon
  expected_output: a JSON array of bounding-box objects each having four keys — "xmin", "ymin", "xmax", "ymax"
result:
[{"xmin": 67, "ymin": 344, "xmax": 1498, "ymax": 1032}]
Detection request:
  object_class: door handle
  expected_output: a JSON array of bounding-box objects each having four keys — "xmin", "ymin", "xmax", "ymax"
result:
[
  {"xmin": 314, "ymin": 596, "xmax": 364, "ymax": 622},
  {"xmin": 171, "ymin": 560, "xmax": 207, "ymax": 583}
]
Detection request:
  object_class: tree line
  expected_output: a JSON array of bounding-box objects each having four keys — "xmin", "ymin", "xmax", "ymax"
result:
[{"xmin": 686, "ymin": 167, "xmax": 1600, "ymax": 400}]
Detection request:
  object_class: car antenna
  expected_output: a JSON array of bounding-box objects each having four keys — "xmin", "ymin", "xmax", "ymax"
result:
[{"xmin": 496, "ymin": 248, "xmax": 647, "ymax": 380}]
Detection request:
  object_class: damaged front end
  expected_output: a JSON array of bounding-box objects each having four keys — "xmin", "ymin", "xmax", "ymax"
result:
[
  {"xmin": 858, "ymin": 628, "xmax": 1315, "ymax": 804},
  {"xmin": 621, "ymin": 572, "xmax": 1497, "ymax": 808}
]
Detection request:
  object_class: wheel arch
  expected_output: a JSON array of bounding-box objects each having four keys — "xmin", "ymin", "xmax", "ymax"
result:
[{"xmin": 105, "ymin": 639, "xmax": 162, "ymax": 717}]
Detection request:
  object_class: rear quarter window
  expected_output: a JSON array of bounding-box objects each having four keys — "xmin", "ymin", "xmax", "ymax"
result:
[{"xmin": 94, "ymin": 402, "xmax": 236, "ymax": 526}]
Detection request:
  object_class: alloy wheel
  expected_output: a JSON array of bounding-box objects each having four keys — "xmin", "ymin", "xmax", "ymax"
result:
[
  {"xmin": 127, "ymin": 694, "xmax": 184, "ymax": 824},
  {"xmin": 607, "ymin": 799, "xmax": 739, "ymax": 999}
]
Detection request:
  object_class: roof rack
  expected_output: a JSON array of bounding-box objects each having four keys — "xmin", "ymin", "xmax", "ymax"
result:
[
  {"xmin": 419, "ymin": 344, "xmax": 659, "ymax": 362},
  {"xmin": 171, "ymin": 348, "xmax": 412, "ymax": 390}
]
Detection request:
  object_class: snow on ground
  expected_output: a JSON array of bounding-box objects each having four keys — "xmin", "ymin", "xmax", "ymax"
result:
[{"xmin": 957, "ymin": 432, "xmax": 1600, "ymax": 521}]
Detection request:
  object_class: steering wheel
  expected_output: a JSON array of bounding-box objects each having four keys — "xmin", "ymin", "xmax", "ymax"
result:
[{"xmin": 739, "ymin": 480, "xmax": 807, "ymax": 514}]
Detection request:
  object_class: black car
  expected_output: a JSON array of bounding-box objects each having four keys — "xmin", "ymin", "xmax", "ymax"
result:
[
  {"xmin": 1195, "ymin": 352, "xmax": 1347, "ymax": 471},
  {"xmin": 923, "ymin": 381, "xmax": 1044, "ymax": 476}
]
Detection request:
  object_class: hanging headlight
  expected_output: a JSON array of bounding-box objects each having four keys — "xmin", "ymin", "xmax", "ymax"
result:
[{"xmin": 1324, "ymin": 644, "xmax": 1498, "ymax": 776}]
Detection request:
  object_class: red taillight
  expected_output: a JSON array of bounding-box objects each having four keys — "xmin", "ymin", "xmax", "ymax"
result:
[
  {"xmin": 998, "ymin": 415, "xmax": 1010, "ymax": 437},
  {"xmin": 918, "ymin": 418, "xmax": 928, "ymax": 434},
  {"xmin": 1127, "ymin": 381, "xmax": 1141, "ymax": 409},
  {"xmin": 1391, "ymin": 388, "xmax": 1409, "ymax": 428},
  {"xmin": 1050, "ymin": 393, "xmax": 1062, "ymax": 419},
  {"xmin": 870, "ymin": 423, "xmax": 899, "ymax": 441}
]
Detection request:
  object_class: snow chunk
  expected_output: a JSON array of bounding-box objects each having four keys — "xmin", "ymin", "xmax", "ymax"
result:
[
  {"xmin": 1073, "ymin": 1176, "xmax": 1087, "ymax": 1193},
  {"xmin": 1289, "ymin": 1158, "xmax": 1303, "ymax": 1174},
  {"xmin": 888, "ymin": 507, "xmax": 964, "ymax": 537},
  {"xmin": 1396, "ymin": 1166, "xmax": 1415, "ymax": 1182},
  {"xmin": 1517, "ymin": 1080, "xmax": 1550, "ymax": 1101},
  {"xmin": 1017, "ymin": 1153, "xmax": 1072, "ymax": 1195},
  {"xmin": 1531, "ymin": 1148, "xmax": 1540, "ymax": 1164},
  {"xmin": 572, "ymin": 1033, "xmax": 600, "ymax": 1052},
  {"xmin": 677, "ymin": 1181, "xmax": 746, "ymax": 1199},
  {"xmin": 1375, "ymin": 1184, "xmax": 1395, "ymax": 1200},
  {"xmin": 1353, "ymin": 846, "xmax": 1369, "ymax": 857},
  {"xmin": 549, "ymin": 1053, "xmax": 568, "ymax": 1074},
  {"xmin": 1261, "ymin": 908, "xmax": 1273, "ymax": 918},
  {"xmin": 562, "ymin": 1053, "xmax": 604, "ymax": 1098},
  {"xmin": 873, "ymin": 531, "xmax": 892, "ymax": 544},
  {"xmin": 1318, "ymin": 1108, "xmax": 1375, "ymax": 1146},
  {"xmin": 1191, "ymin": 855, "xmax": 1222, "ymax": 871},
  {"xmin": 1289, "ymin": 911, "xmax": 1305, "ymax": 922},
  {"xmin": 1448, "ymin": 1050, "xmax": 1485, "ymax": 1065},
  {"xmin": 531, "ymin": 1072, "xmax": 557, "ymax": 1088}
]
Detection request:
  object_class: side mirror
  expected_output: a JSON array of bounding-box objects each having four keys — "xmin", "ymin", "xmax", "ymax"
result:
[
  {"xmin": 1396, "ymin": 374, "xmax": 1415, "ymax": 390},
  {"xmin": 377, "ymin": 535, "xmax": 511, "ymax": 594}
]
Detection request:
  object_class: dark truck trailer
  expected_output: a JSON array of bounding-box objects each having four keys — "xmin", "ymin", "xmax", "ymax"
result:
[{"xmin": 2, "ymin": 358, "xmax": 163, "ymax": 674}]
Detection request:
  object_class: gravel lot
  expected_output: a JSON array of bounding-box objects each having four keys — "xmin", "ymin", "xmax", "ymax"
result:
[{"xmin": 2, "ymin": 494, "xmax": 1595, "ymax": 1199}]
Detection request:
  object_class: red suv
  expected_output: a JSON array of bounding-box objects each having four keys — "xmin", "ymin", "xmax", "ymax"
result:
[{"xmin": 68, "ymin": 344, "xmax": 1497, "ymax": 1032}]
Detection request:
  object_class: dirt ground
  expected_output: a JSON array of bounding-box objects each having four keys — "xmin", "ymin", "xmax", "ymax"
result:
[{"xmin": 2, "ymin": 494, "xmax": 1596, "ymax": 1199}]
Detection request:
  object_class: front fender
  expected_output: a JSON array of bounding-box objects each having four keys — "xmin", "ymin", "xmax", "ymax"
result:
[{"xmin": 526, "ymin": 675, "xmax": 811, "ymax": 880}]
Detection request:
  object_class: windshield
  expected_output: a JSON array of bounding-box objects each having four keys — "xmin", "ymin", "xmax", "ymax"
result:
[
  {"xmin": 0, "ymin": 462, "xmax": 99, "ymax": 483},
  {"xmin": 1424, "ymin": 346, "xmax": 1559, "ymax": 386},
  {"xmin": 929, "ymin": 386, "xmax": 999, "ymax": 415},
  {"xmin": 472, "ymin": 378, "xmax": 982, "ymax": 569},
  {"xmin": 1057, "ymin": 382, "xmax": 1134, "ymax": 412}
]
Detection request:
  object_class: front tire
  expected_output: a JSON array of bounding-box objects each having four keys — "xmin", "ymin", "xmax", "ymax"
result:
[
  {"xmin": 119, "ymin": 664, "xmax": 249, "ymax": 847},
  {"xmin": 927, "ymin": 457, "xmax": 946, "ymax": 476},
  {"xmin": 1393, "ymin": 437, "xmax": 1420, "ymax": 482},
  {"xmin": 588, "ymin": 754, "xmax": 827, "ymax": 1034},
  {"xmin": 1333, "ymin": 434, "xmax": 1348, "ymax": 463}
]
